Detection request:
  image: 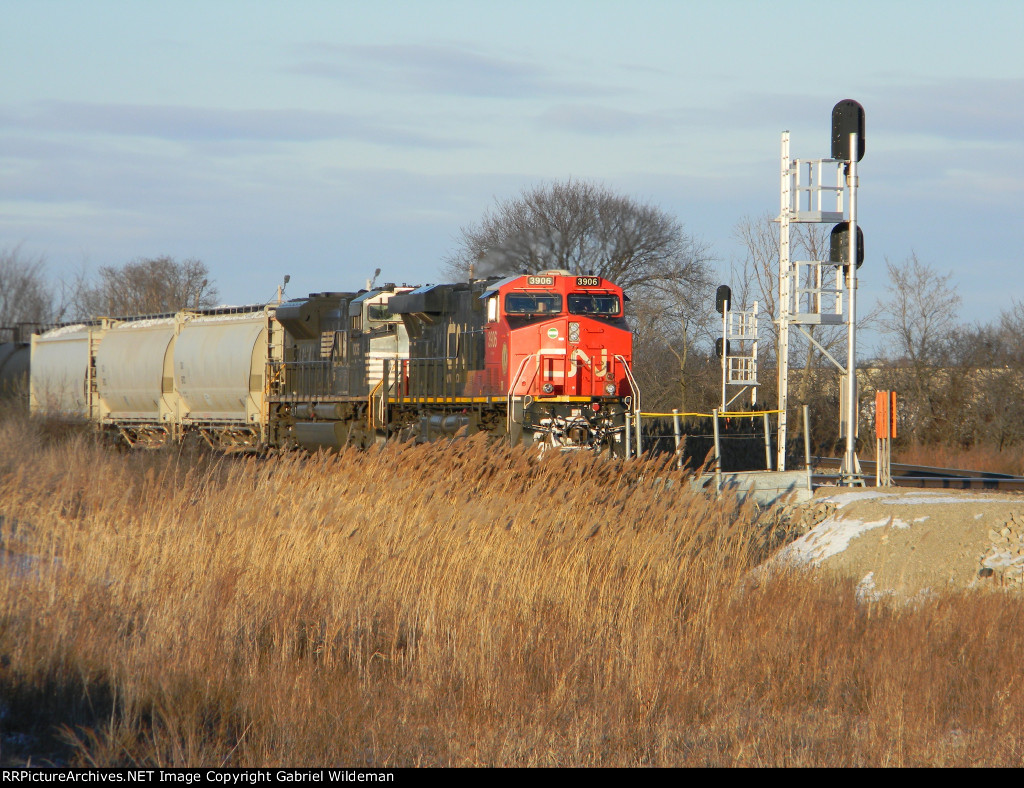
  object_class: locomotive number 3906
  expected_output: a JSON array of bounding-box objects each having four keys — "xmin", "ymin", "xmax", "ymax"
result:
[{"xmin": 575, "ymin": 276, "xmax": 600, "ymax": 287}]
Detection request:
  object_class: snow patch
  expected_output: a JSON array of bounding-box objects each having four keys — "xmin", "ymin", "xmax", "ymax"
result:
[
  {"xmin": 855, "ymin": 572, "xmax": 890, "ymax": 603},
  {"xmin": 818, "ymin": 489, "xmax": 1022, "ymax": 507},
  {"xmin": 186, "ymin": 311, "xmax": 267, "ymax": 324},
  {"xmin": 982, "ymin": 551, "xmax": 1024, "ymax": 570},
  {"xmin": 820, "ymin": 490, "xmax": 891, "ymax": 508},
  {"xmin": 879, "ymin": 493, "xmax": 1021, "ymax": 505},
  {"xmin": 38, "ymin": 323, "xmax": 88, "ymax": 339},
  {"xmin": 113, "ymin": 317, "xmax": 176, "ymax": 330},
  {"xmin": 772, "ymin": 515, "xmax": 912, "ymax": 568}
]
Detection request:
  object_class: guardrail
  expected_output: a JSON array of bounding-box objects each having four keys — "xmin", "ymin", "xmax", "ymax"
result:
[{"xmin": 632, "ymin": 408, "xmax": 787, "ymax": 471}]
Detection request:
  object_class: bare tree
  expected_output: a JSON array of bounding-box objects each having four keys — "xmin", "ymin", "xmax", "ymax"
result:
[
  {"xmin": 942, "ymin": 319, "xmax": 1022, "ymax": 450},
  {"xmin": 71, "ymin": 256, "xmax": 219, "ymax": 318},
  {"xmin": 629, "ymin": 267, "xmax": 716, "ymax": 411},
  {"xmin": 873, "ymin": 252, "xmax": 962, "ymax": 443},
  {"xmin": 0, "ymin": 245, "xmax": 59, "ymax": 333},
  {"xmin": 730, "ymin": 213, "xmax": 780, "ymax": 362},
  {"xmin": 876, "ymin": 253, "xmax": 961, "ymax": 369},
  {"xmin": 448, "ymin": 179, "xmax": 716, "ymax": 411},
  {"xmin": 446, "ymin": 179, "xmax": 712, "ymax": 292}
]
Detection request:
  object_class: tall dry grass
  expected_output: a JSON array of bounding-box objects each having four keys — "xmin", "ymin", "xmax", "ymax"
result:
[
  {"xmin": 892, "ymin": 442, "xmax": 1024, "ymax": 477},
  {"xmin": 1, "ymin": 413, "xmax": 1023, "ymax": 767}
]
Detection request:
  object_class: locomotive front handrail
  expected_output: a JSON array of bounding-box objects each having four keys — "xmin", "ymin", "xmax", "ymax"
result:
[
  {"xmin": 506, "ymin": 352, "xmax": 540, "ymax": 434},
  {"xmin": 615, "ymin": 354, "xmax": 641, "ymax": 455},
  {"xmin": 368, "ymin": 379, "xmax": 383, "ymax": 430},
  {"xmin": 615, "ymin": 355, "xmax": 640, "ymax": 415}
]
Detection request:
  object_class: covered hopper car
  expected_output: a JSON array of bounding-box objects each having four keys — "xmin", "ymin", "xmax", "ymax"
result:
[
  {"xmin": 0, "ymin": 341, "xmax": 30, "ymax": 398},
  {"xmin": 0, "ymin": 324, "xmax": 37, "ymax": 399},
  {"xmin": 28, "ymin": 270, "xmax": 637, "ymax": 454}
]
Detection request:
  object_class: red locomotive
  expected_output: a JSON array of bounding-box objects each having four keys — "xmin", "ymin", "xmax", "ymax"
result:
[{"xmin": 384, "ymin": 269, "xmax": 636, "ymax": 452}]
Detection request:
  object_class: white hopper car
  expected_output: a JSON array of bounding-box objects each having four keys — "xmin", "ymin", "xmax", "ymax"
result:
[{"xmin": 31, "ymin": 307, "xmax": 278, "ymax": 448}]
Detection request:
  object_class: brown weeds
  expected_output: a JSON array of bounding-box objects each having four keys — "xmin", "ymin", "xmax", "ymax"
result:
[
  {"xmin": 893, "ymin": 442, "xmax": 1024, "ymax": 476},
  {"xmin": 1, "ymin": 415, "xmax": 1023, "ymax": 766}
]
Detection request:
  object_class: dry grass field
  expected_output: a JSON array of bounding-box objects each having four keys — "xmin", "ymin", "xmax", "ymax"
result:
[
  {"xmin": 1, "ymin": 413, "xmax": 1024, "ymax": 767},
  {"xmin": 893, "ymin": 442, "xmax": 1024, "ymax": 477}
]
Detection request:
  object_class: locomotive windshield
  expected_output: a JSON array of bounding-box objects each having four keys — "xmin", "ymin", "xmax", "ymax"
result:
[
  {"xmin": 568, "ymin": 294, "xmax": 620, "ymax": 316},
  {"xmin": 505, "ymin": 293, "xmax": 562, "ymax": 315},
  {"xmin": 368, "ymin": 304, "xmax": 399, "ymax": 322}
]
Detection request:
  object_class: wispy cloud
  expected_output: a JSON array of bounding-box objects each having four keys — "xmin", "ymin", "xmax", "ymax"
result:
[
  {"xmin": 538, "ymin": 104, "xmax": 675, "ymax": 136},
  {"xmin": 0, "ymin": 102, "xmax": 467, "ymax": 148},
  {"xmin": 869, "ymin": 77, "xmax": 1024, "ymax": 143},
  {"xmin": 699, "ymin": 77, "xmax": 1024, "ymax": 147},
  {"xmin": 291, "ymin": 42, "xmax": 614, "ymax": 100}
]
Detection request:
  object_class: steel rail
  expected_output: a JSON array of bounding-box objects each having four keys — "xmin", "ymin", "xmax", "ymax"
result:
[{"xmin": 811, "ymin": 456, "xmax": 1024, "ymax": 492}]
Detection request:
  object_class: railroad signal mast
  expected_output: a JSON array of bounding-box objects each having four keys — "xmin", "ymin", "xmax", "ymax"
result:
[
  {"xmin": 715, "ymin": 284, "xmax": 760, "ymax": 411},
  {"xmin": 777, "ymin": 100, "xmax": 865, "ymax": 484}
]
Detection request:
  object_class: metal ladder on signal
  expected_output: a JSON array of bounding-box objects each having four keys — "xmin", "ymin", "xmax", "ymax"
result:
[{"xmin": 722, "ymin": 301, "xmax": 759, "ymax": 409}]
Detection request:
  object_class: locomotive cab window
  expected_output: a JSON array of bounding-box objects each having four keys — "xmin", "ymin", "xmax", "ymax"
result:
[
  {"xmin": 486, "ymin": 296, "xmax": 498, "ymax": 323},
  {"xmin": 568, "ymin": 294, "xmax": 620, "ymax": 316},
  {"xmin": 505, "ymin": 293, "xmax": 562, "ymax": 315},
  {"xmin": 368, "ymin": 304, "xmax": 399, "ymax": 323}
]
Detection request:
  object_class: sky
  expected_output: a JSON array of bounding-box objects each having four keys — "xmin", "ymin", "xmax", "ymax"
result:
[{"xmin": 2, "ymin": 0, "xmax": 1022, "ymax": 347}]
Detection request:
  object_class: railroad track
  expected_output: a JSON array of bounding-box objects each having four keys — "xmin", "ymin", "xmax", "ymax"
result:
[{"xmin": 810, "ymin": 456, "xmax": 1024, "ymax": 492}]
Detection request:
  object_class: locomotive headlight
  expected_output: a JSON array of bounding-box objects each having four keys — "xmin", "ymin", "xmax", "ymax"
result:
[
  {"xmin": 605, "ymin": 382, "xmax": 616, "ymax": 395},
  {"xmin": 568, "ymin": 322, "xmax": 580, "ymax": 343}
]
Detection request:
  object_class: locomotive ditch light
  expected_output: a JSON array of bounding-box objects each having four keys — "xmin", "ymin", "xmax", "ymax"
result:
[
  {"xmin": 543, "ymin": 383, "xmax": 555, "ymax": 394},
  {"xmin": 604, "ymin": 382, "xmax": 616, "ymax": 395}
]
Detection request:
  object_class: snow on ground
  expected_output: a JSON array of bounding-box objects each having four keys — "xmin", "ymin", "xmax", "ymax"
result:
[
  {"xmin": 826, "ymin": 489, "xmax": 1022, "ymax": 509},
  {"xmin": 766, "ymin": 486, "xmax": 1024, "ymax": 599},
  {"xmin": 774, "ymin": 515, "xmax": 912, "ymax": 567}
]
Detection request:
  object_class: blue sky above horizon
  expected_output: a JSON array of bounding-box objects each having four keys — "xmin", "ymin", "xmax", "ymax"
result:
[{"xmin": 2, "ymin": 0, "xmax": 1022, "ymax": 345}]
